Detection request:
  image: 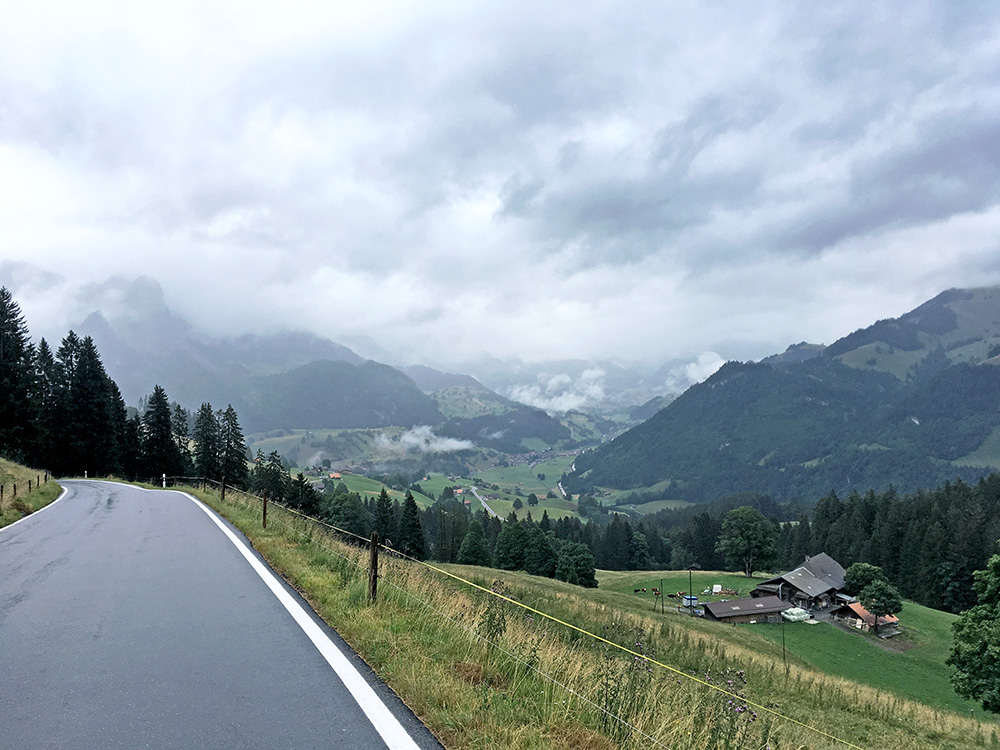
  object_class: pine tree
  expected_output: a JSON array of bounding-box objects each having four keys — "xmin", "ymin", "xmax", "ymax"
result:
[
  {"xmin": 192, "ymin": 403, "xmax": 222, "ymax": 480},
  {"xmin": 523, "ymin": 526, "xmax": 557, "ymax": 577},
  {"xmin": 172, "ymin": 404, "xmax": 193, "ymax": 475},
  {"xmin": 0, "ymin": 287, "xmax": 35, "ymax": 461},
  {"xmin": 141, "ymin": 385, "xmax": 186, "ymax": 478},
  {"xmin": 52, "ymin": 334, "xmax": 118, "ymax": 476},
  {"xmin": 218, "ymin": 405, "xmax": 248, "ymax": 489},
  {"xmin": 373, "ymin": 488, "xmax": 397, "ymax": 544},
  {"xmin": 397, "ymin": 492, "xmax": 425, "ymax": 559},
  {"xmin": 457, "ymin": 519, "xmax": 491, "ymax": 566},
  {"xmin": 495, "ymin": 522, "xmax": 529, "ymax": 570},
  {"xmin": 30, "ymin": 338, "xmax": 59, "ymax": 469},
  {"xmin": 249, "ymin": 450, "xmax": 288, "ymax": 500}
]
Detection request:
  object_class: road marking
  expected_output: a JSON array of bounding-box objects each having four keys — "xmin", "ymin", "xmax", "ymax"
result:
[
  {"xmin": 176, "ymin": 490, "xmax": 422, "ymax": 750},
  {"xmin": 0, "ymin": 486, "xmax": 69, "ymax": 535}
]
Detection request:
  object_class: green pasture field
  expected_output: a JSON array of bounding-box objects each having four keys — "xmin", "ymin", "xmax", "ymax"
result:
[
  {"xmin": 953, "ymin": 425, "xmax": 1000, "ymax": 470},
  {"xmin": 190, "ymin": 485, "xmax": 998, "ymax": 749},
  {"xmin": 329, "ymin": 473, "xmax": 435, "ymax": 508},
  {"xmin": 600, "ymin": 569, "xmax": 765, "ymax": 605},
  {"xmin": 602, "ymin": 569, "xmax": 988, "ymax": 718},
  {"xmin": 611, "ymin": 498, "xmax": 693, "ymax": 514},
  {"xmin": 755, "ymin": 602, "xmax": 986, "ymax": 717}
]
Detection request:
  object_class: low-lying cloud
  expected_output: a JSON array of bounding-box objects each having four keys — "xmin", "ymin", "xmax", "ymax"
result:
[
  {"xmin": 664, "ymin": 352, "xmax": 726, "ymax": 392},
  {"xmin": 377, "ymin": 426, "xmax": 475, "ymax": 454},
  {"xmin": 508, "ymin": 368, "xmax": 606, "ymax": 413}
]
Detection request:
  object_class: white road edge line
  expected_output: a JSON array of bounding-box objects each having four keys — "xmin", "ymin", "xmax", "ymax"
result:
[
  {"xmin": 0, "ymin": 485, "xmax": 69, "ymax": 535},
  {"xmin": 176, "ymin": 490, "xmax": 422, "ymax": 750}
]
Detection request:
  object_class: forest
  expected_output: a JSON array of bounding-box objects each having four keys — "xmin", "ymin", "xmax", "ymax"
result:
[{"xmin": 4, "ymin": 284, "xmax": 1000, "ymax": 613}]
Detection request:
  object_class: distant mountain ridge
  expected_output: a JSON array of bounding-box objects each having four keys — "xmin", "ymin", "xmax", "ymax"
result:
[
  {"xmin": 72, "ymin": 278, "xmax": 574, "ymax": 451},
  {"xmin": 565, "ymin": 286, "xmax": 1000, "ymax": 503}
]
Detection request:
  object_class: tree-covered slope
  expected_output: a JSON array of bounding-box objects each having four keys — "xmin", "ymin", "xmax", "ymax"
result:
[
  {"xmin": 240, "ymin": 360, "xmax": 444, "ymax": 433},
  {"xmin": 567, "ymin": 287, "xmax": 1000, "ymax": 502}
]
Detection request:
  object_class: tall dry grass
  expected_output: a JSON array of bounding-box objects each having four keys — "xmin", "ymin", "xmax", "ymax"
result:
[{"xmin": 195, "ymin": 484, "xmax": 998, "ymax": 750}]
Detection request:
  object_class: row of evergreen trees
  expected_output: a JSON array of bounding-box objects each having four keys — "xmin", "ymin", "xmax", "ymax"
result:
[
  {"xmin": 244, "ymin": 450, "xmax": 599, "ymax": 586},
  {"xmin": 0, "ymin": 287, "xmax": 248, "ymax": 484}
]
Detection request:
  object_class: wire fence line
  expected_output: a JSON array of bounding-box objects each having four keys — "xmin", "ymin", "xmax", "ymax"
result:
[{"xmin": 153, "ymin": 475, "xmax": 861, "ymax": 750}]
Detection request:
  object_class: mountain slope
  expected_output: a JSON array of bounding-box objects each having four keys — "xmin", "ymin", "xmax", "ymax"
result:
[
  {"xmin": 566, "ymin": 287, "xmax": 1000, "ymax": 502},
  {"xmin": 240, "ymin": 360, "xmax": 444, "ymax": 433}
]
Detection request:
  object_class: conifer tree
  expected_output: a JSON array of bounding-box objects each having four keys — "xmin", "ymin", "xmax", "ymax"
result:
[
  {"xmin": 495, "ymin": 521, "xmax": 529, "ymax": 570},
  {"xmin": 397, "ymin": 491, "xmax": 425, "ymax": 559},
  {"xmin": 457, "ymin": 519, "xmax": 491, "ymax": 566},
  {"xmin": 192, "ymin": 403, "xmax": 222, "ymax": 480},
  {"xmin": 172, "ymin": 404, "xmax": 193, "ymax": 475},
  {"xmin": 30, "ymin": 338, "xmax": 60, "ymax": 469},
  {"xmin": 218, "ymin": 405, "xmax": 248, "ymax": 489},
  {"xmin": 373, "ymin": 487, "xmax": 397, "ymax": 544},
  {"xmin": 0, "ymin": 287, "xmax": 35, "ymax": 461},
  {"xmin": 141, "ymin": 385, "xmax": 186, "ymax": 478},
  {"xmin": 523, "ymin": 526, "xmax": 557, "ymax": 577},
  {"xmin": 249, "ymin": 450, "xmax": 288, "ymax": 500}
]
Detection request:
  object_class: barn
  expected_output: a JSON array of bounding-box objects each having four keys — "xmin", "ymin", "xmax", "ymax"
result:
[{"xmin": 703, "ymin": 595, "xmax": 790, "ymax": 624}]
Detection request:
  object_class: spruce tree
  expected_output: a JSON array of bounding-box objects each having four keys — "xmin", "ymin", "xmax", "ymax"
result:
[
  {"xmin": 192, "ymin": 403, "xmax": 222, "ymax": 480},
  {"xmin": 495, "ymin": 522, "xmax": 529, "ymax": 570},
  {"xmin": 0, "ymin": 287, "xmax": 35, "ymax": 461},
  {"xmin": 457, "ymin": 519, "xmax": 491, "ymax": 566},
  {"xmin": 172, "ymin": 404, "xmax": 193, "ymax": 475},
  {"xmin": 30, "ymin": 338, "xmax": 59, "ymax": 469},
  {"xmin": 523, "ymin": 526, "xmax": 557, "ymax": 577},
  {"xmin": 373, "ymin": 488, "xmax": 397, "ymax": 543},
  {"xmin": 397, "ymin": 492, "xmax": 426, "ymax": 560},
  {"xmin": 141, "ymin": 385, "xmax": 185, "ymax": 478},
  {"xmin": 218, "ymin": 405, "xmax": 248, "ymax": 489}
]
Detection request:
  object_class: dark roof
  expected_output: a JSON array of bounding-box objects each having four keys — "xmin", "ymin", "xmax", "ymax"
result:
[
  {"xmin": 802, "ymin": 553, "xmax": 846, "ymax": 590},
  {"xmin": 758, "ymin": 552, "xmax": 846, "ymax": 600},
  {"xmin": 704, "ymin": 595, "xmax": 790, "ymax": 620},
  {"xmin": 759, "ymin": 566, "xmax": 836, "ymax": 598}
]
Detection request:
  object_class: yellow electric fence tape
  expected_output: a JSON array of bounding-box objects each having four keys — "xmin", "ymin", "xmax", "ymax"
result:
[{"xmin": 239, "ymin": 491, "xmax": 865, "ymax": 750}]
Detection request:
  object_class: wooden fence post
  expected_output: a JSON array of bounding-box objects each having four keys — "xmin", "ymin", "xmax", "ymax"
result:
[
  {"xmin": 262, "ymin": 492, "xmax": 268, "ymax": 529},
  {"xmin": 28, "ymin": 480, "xmax": 32, "ymax": 493},
  {"xmin": 369, "ymin": 532, "xmax": 380, "ymax": 604},
  {"xmin": 12, "ymin": 484, "xmax": 16, "ymax": 498},
  {"xmin": 220, "ymin": 478, "xmax": 226, "ymax": 503}
]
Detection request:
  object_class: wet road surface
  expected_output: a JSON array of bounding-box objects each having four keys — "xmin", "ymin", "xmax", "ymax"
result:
[{"xmin": 0, "ymin": 480, "xmax": 440, "ymax": 749}]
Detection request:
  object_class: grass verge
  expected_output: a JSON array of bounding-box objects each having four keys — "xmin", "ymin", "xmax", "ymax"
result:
[
  {"xmin": 188, "ymin": 483, "xmax": 997, "ymax": 750},
  {"xmin": 0, "ymin": 458, "xmax": 61, "ymax": 529}
]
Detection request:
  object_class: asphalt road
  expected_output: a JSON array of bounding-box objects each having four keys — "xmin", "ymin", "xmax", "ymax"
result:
[{"xmin": 0, "ymin": 480, "xmax": 442, "ymax": 749}]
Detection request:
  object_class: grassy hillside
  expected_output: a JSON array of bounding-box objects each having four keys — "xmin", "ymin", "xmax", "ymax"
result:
[
  {"xmin": 599, "ymin": 571, "xmax": 984, "ymax": 718},
  {"xmin": 421, "ymin": 468, "xmax": 582, "ymax": 521},
  {"xmin": 332, "ymin": 473, "xmax": 435, "ymax": 508},
  {"xmin": 193, "ymin": 483, "xmax": 997, "ymax": 749},
  {"xmin": 0, "ymin": 458, "xmax": 62, "ymax": 529}
]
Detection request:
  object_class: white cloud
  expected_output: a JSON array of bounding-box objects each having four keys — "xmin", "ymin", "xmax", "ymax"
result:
[
  {"xmin": 664, "ymin": 353, "xmax": 726, "ymax": 392},
  {"xmin": 376, "ymin": 426, "xmax": 474, "ymax": 454},
  {"xmin": 3, "ymin": 3, "xmax": 1000, "ymax": 370},
  {"xmin": 508, "ymin": 368, "xmax": 607, "ymax": 413}
]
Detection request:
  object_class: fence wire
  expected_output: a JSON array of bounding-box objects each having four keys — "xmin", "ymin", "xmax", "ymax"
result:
[{"xmin": 165, "ymin": 477, "xmax": 862, "ymax": 750}]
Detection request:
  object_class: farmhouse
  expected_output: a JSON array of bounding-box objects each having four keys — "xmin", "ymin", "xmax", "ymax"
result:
[
  {"xmin": 704, "ymin": 595, "xmax": 790, "ymax": 624},
  {"xmin": 752, "ymin": 553, "xmax": 848, "ymax": 611},
  {"xmin": 829, "ymin": 601, "xmax": 900, "ymax": 637}
]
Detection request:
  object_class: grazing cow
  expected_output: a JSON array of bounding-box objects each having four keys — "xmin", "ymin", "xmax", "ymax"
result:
[{"xmin": 634, "ymin": 589, "xmax": 641, "ymax": 594}]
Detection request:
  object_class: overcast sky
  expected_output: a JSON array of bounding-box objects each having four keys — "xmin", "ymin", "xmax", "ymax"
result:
[{"xmin": 3, "ymin": 1, "xmax": 1000, "ymax": 373}]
